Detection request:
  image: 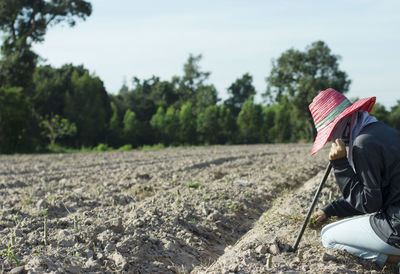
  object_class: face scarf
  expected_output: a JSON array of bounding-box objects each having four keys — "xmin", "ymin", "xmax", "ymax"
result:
[{"xmin": 330, "ymin": 111, "xmax": 377, "ymax": 170}]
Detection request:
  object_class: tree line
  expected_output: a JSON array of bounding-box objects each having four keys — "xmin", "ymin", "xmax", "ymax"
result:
[{"xmin": 1, "ymin": 1, "xmax": 399, "ymax": 154}]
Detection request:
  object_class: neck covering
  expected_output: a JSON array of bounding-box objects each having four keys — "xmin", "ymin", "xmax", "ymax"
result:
[
  {"xmin": 348, "ymin": 111, "xmax": 377, "ymax": 169},
  {"xmin": 330, "ymin": 111, "xmax": 377, "ymax": 170}
]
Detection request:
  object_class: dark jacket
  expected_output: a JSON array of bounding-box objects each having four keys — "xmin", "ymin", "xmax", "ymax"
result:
[{"xmin": 322, "ymin": 121, "xmax": 400, "ymax": 247}]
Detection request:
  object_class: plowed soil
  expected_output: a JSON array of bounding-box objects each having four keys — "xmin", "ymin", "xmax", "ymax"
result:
[{"xmin": 0, "ymin": 144, "xmax": 396, "ymax": 273}]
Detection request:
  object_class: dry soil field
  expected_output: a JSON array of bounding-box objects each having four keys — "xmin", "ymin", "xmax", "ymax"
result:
[{"xmin": 0, "ymin": 144, "xmax": 397, "ymax": 273}]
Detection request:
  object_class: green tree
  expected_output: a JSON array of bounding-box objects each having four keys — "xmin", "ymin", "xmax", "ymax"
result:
[
  {"xmin": 30, "ymin": 64, "xmax": 105, "ymax": 148},
  {"xmin": 270, "ymin": 97, "xmax": 292, "ymax": 143},
  {"xmin": 150, "ymin": 106, "xmax": 179, "ymax": 145},
  {"xmin": 261, "ymin": 105, "xmax": 277, "ymax": 143},
  {"xmin": 65, "ymin": 70, "xmax": 110, "ymax": 147},
  {"xmin": 265, "ymin": 41, "xmax": 351, "ymax": 139},
  {"xmin": 39, "ymin": 114, "xmax": 77, "ymax": 148},
  {"xmin": 218, "ymin": 104, "xmax": 236, "ymax": 144},
  {"xmin": 150, "ymin": 107, "xmax": 166, "ymax": 143},
  {"xmin": 390, "ymin": 101, "xmax": 400, "ymax": 132},
  {"xmin": 117, "ymin": 77, "xmax": 159, "ymax": 122},
  {"xmin": 197, "ymin": 105, "xmax": 219, "ymax": 144},
  {"xmin": 181, "ymin": 54, "xmax": 210, "ymax": 93},
  {"xmin": 0, "ymin": 46, "xmax": 38, "ymax": 89},
  {"xmin": 113, "ymin": 76, "xmax": 179, "ymax": 146},
  {"xmin": 237, "ymin": 96, "xmax": 263, "ymax": 143},
  {"xmin": 176, "ymin": 54, "xmax": 212, "ymax": 108},
  {"xmin": 0, "ymin": 0, "xmax": 92, "ymax": 88},
  {"xmin": 122, "ymin": 109, "xmax": 139, "ymax": 146},
  {"xmin": 150, "ymin": 80, "xmax": 179, "ymax": 109},
  {"xmin": 195, "ymin": 85, "xmax": 219, "ymax": 114},
  {"xmin": 0, "ymin": 0, "xmax": 91, "ymax": 153},
  {"xmin": 107, "ymin": 101, "xmax": 122, "ymax": 147},
  {"xmin": 225, "ymin": 73, "xmax": 256, "ymax": 116},
  {"xmin": 179, "ymin": 103, "xmax": 196, "ymax": 144},
  {"xmin": 164, "ymin": 107, "xmax": 179, "ymax": 145},
  {"xmin": 32, "ymin": 65, "xmax": 71, "ymax": 116},
  {"xmin": 370, "ymin": 103, "xmax": 390, "ymax": 125},
  {"xmin": 0, "ymin": 86, "xmax": 31, "ymax": 153}
]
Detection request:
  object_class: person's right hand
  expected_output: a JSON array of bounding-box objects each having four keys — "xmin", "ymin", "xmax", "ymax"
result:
[
  {"xmin": 309, "ymin": 209, "xmax": 327, "ymax": 228},
  {"xmin": 329, "ymin": 139, "xmax": 347, "ymax": 160}
]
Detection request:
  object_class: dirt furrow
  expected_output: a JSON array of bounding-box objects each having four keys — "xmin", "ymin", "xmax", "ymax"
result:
[
  {"xmin": 198, "ymin": 164, "xmax": 395, "ymax": 273},
  {"xmin": 0, "ymin": 144, "xmax": 329, "ymax": 273}
]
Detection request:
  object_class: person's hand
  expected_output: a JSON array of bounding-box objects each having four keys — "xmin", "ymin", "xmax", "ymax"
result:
[
  {"xmin": 309, "ymin": 209, "xmax": 327, "ymax": 228},
  {"xmin": 329, "ymin": 139, "xmax": 347, "ymax": 160}
]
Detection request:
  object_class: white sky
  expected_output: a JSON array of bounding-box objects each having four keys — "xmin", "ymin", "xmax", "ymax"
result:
[{"xmin": 33, "ymin": 0, "xmax": 400, "ymax": 109}]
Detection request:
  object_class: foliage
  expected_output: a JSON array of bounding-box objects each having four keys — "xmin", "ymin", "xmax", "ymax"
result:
[
  {"xmin": 195, "ymin": 84, "xmax": 219, "ymax": 114},
  {"xmin": 118, "ymin": 144, "xmax": 133, "ymax": 151},
  {"xmin": 197, "ymin": 105, "xmax": 219, "ymax": 144},
  {"xmin": 188, "ymin": 181, "xmax": 201, "ymax": 189},
  {"xmin": 217, "ymin": 104, "xmax": 236, "ymax": 144},
  {"xmin": 261, "ymin": 105, "xmax": 276, "ymax": 143},
  {"xmin": 30, "ymin": 64, "xmax": 111, "ymax": 148},
  {"xmin": 140, "ymin": 143, "xmax": 165, "ymax": 150},
  {"xmin": 122, "ymin": 109, "xmax": 139, "ymax": 146},
  {"xmin": 150, "ymin": 107, "xmax": 166, "ymax": 143},
  {"xmin": 225, "ymin": 73, "xmax": 256, "ymax": 115},
  {"xmin": 151, "ymin": 80, "xmax": 179, "ymax": 109},
  {"xmin": 120, "ymin": 77, "xmax": 159, "ymax": 122},
  {"xmin": 0, "ymin": 0, "xmax": 92, "ymax": 88},
  {"xmin": 179, "ymin": 103, "xmax": 196, "ymax": 144},
  {"xmin": 0, "ymin": 86, "xmax": 32, "ymax": 153},
  {"xmin": 176, "ymin": 54, "xmax": 214, "ymax": 110},
  {"xmin": 64, "ymin": 70, "xmax": 111, "ymax": 147},
  {"xmin": 270, "ymin": 97, "xmax": 293, "ymax": 143},
  {"xmin": 237, "ymin": 96, "xmax": 263, "ymax": 143},
  {"xmin": 0, "ymin": 243, "xmax": 21, "ymax": 265},
  {"xmin": 108, "ymin": 101, "xmax": 122, "ymax": 147},
  {"xmin": 265, "ymin": 41, "xmax": 351, "ymax": 139},
  {"xmin": 0, "ymin": 47, "xmax": 38, "ymax": 89},
  {"xmin": 390, "ymin": 101, "xmax": 400, "ymax": 132},
  {"xmin": 92, "ymin": 143, "xmax": 113, "ymax": 152},
  {"xmin": 39, "ymin": 114, "xmax": 77, "ymax": 147},
  {"xmin": 164, "ymin": 107, "xmax": 180, "ymax": 145},
  {"xmin": 180, "ymin": 54, "xmax": 210, "ymax": 94},
  {"xmin": 3, "ymin": 30, "xmax": 400, "ymax": 154},
  {"xmin": 370, "ymin": 102, "xmax": 390, "ymax": 125},
  {"xmin": 32, "ymin": 65, "xmax": 72, "ymax": 116},
  {"xmin": 150, "ymin": 107, "xmax": 179, "ymax": 145}
]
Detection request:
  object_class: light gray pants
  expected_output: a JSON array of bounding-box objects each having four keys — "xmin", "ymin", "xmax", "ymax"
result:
[{"xmin": 321, "ymin": 215, "xmax": 400, "ymax": 267}]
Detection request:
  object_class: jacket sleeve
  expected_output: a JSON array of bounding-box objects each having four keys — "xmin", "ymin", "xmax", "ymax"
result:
[
  {"xmin": 322, "ymin": 198, "xmax": 364, "ymax": 218},
  {"xmin": 329, "ymin": 145, "xmax": 383, "ymax": 214}
]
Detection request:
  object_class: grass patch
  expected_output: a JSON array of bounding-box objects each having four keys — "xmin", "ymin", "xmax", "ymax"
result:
[
  {"xmin": 139, "ymin": 143, "xmax": 165, "ymax": 150},
  {"xmin": 92, "ymin": 143, "xmax": 113, "ymax": 152},
  {"xmin": 0, "ymin": 244, "xmax": 21, "ymax": 265},
  {"xmin": 188, "ymin": 181, "xmax": 201, "ymax": 189},
  {"xmin": 38, "ymin": 143, "xmax": 210, "ymax": 155},
  {"xmin": 45, "ymin": 144, "xmax": 109, "ymax": 154},
  {"xmin": 118, "ymin": 144, "xmax": 133, "ymax": 151}
]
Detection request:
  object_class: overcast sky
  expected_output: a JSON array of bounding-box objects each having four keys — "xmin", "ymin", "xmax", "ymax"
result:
[{"xmin": 33, "ymin": 0, "xmax": 400, "ymax": 109}]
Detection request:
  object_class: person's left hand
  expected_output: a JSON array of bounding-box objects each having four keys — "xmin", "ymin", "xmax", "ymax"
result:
[
  {"xmin": 309, "ymin": 209, "xmax": 327, "ymax": 228},
  {"xmin": 329, "ymin": 139, "xmax": 347, "ymax": 160}
]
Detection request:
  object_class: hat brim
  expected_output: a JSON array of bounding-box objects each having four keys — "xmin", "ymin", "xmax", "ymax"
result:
[{"xmin": 311, "ymin": 96, "xmax": 376, "ymax": 155}]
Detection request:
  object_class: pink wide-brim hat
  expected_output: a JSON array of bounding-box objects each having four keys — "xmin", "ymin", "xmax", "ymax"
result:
[{"xmin": 309, "ymin": 88, "xmax": 376, "ymax": 155}]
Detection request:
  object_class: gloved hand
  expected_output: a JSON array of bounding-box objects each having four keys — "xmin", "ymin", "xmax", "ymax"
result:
[
  {"xmin": 329, "ymin": 139, "xmax": 347, "ymax": 160},
  {"xmin": 309, "ymin": 209, "xmax": 327, "ymax": 228}
]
